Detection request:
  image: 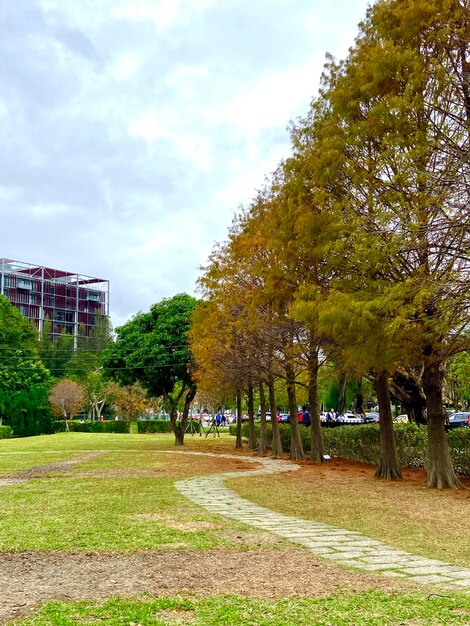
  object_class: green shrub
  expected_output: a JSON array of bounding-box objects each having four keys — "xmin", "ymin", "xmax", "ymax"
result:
[
  {"xmin": 0, "ymin": 425, "xmax": 13, "ymax": 439},
  {"xmin": 448, "ymin": 427, "xmax": 470, "ymax": 477},
  {"xmin": 1, "ymin": 386, "xmax": 54, "ymax": 437},
  {"xmin": 233, "ymin": 422, "xmax": 470, "ymax": 477},
  {"xmin": 137, "ymin": 420, "xmax": 173, "ymax": 434},
  {"xmin": 52, "ymin": 420, "xmax": 129, "ymax": 434}
]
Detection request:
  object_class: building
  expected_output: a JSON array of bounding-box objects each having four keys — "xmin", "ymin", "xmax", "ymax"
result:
[{"xmin": 0, "ymin": 258, "xmax": 109, "ymax": 345}]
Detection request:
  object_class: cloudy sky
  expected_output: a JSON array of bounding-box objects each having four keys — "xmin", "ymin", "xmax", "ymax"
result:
[{"xmin": 1, "ymin": 0, "xmax": 370, "ymax": 328}]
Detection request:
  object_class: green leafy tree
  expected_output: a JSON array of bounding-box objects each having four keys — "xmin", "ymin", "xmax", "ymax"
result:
[
  {"xmin": 38, "ymin": 319, "xmax": 74, "ymax": 378},
  {"xmin": 291, "ymin": 0, "xmax": 469, "ymax": 487},
  {"xmin": 102, "ymin": 294, "xmax": 198, "ymax": 445},
  {"xmin": 0, "ymin": 295, "xmax": 52, "ymax": 433},
  {"xmin": 67, "ymin": 315, "xmax": 112, "ymax": 379},
  {"xmin": 447, "ymin": 352, "xmax": 470, "ymax": 410}
]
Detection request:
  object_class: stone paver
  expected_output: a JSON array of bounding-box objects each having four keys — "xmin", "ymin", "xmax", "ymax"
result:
[{"xmin": 165, "ymin": 451, "xmax": 470, "ymax": 592}]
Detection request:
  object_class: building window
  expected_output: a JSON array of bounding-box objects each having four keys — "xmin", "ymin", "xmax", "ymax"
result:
[{"xmin": 18, "ymin": 279, "xmax": 34, "ymax": 290}]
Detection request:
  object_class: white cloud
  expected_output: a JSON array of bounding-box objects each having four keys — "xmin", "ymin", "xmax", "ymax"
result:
[{"xmin": 0, "ymin": 0, "xmax": 371, "ymax": 325}]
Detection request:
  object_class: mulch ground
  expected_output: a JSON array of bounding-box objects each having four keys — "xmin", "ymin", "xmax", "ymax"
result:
[{"xmin": 0, "ymin": 548, "xmax": 412, "ymax": 624}]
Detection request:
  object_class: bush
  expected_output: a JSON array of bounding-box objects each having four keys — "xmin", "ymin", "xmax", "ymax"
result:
[
  {"xmin": 52, "ymin": 420, "xmax": 129, "ymax": 433},
  {"xmin": 0, "ymin": 425, "xmax": 13, "ymax": 439},
  {"xmin": 448, "ymin": 427, "xmax": 470, "ymax": 477},
  {"xmin": 1, "ymin": 386, "xmax": 54, "ymax": 437},
  {"xmin": 233, "ymin": 422, "xmax": 470, "ymax": 477},
  {"xmin": 137, "ymin": 420, "xmax": 173, "ymax": 434}
]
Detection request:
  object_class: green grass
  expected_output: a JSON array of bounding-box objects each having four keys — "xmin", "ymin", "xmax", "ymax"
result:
[
  {"xmin": 14, "ymin": 590, "xmax": 470, "ymax": 625},
  {"xmin": 3, "ymin": 432, "xmax": 470, "ymax": 625},
  {"xmin": 0, "ymin": 433, "xmax": 282, "ymax": 552}
]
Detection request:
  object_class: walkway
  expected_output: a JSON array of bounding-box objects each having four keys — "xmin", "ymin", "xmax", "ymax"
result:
[{"xmin": 172, "ymin": 451, "xmax": 470, "ymax": 592}]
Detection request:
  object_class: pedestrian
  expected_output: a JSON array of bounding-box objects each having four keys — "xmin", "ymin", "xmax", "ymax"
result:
[{"xmin": 326, "ymin": 408, "xmax": 336, "ymax": 422}]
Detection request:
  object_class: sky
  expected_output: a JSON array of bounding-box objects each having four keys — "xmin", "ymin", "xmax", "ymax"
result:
[{"xmin": 1, "ymin": 0, "xmax": 371, "ymax": 329}]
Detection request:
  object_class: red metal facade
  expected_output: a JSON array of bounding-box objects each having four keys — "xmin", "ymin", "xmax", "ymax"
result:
[{"xmin": 0, "ymin": 258, "xmax": 109, "ymax": 342}]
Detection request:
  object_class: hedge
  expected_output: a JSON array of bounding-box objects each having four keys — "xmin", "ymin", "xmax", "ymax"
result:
[
  {"xmin": 0, "ymin": 425, "xmax": 13, "ymax": 439},
  {"xmin": 53, "ymin": 420, "xmax": 129, "ymax": 433},
  {"xmin": 137, "ymin": 420, "xmax": 173, "ymax": 434},
  {"xmin": 137, "ymin": 419, "xmax": 202, "ymax": 434},
  {"xmin": 232, "ymin": 422, "xmax": 470, "ymax": 477}
]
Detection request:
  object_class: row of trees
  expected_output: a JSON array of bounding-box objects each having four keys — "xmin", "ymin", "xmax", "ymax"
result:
[{"xmin": 190, "ymin": 0, "xmax": 470, "ymax": 488}]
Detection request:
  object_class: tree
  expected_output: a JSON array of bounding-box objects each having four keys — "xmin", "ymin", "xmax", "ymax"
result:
[
  {"xmin": 82, "ymin": 370, "xmax": 113, "ymax": 421},
  {"xmin": 66, "ymin": 315, "xmax": 112, "ymax": 379},
  {"xmin": 102, "ymin": 294, "xmax": 198, "ymax": 445},
  {"xmin": 49, "ymin": 379, "xmax": 84, "ymax": 431},
  {"xmin": 447, "ymin": 352, "xmax": 470, "ymax": 409},
  {"xmin": 291, "ymin": 0, "xmax": 469, "ymax": 486},
  {"xmin": 190, "ymin": 298, "xmax": 253, "ymax": 450},
  {"xmin": 0, "ymin": 295, "xmax": 52, "ymax": 434},
  {"xmin": 109, "ymin": 382, "xmax": 148, "ymax": 434},
  {"xmin": 38, "ymin": 319, "xmax": 74, "ymax": 378}
]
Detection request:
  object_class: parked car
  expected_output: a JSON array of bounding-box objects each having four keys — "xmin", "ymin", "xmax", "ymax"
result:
[
  {"xmin": 338, "ymin": 412, "xmax": 363, "ymax": 424},
  {"xmin": 394, "ymin": 414, "xmax": 409, "ymax": 423},
  {"xmin": 447, "ymin": 412, "xmax": 470, "ymax": 429},
  {"xmin": 256, "ymin": 412, "xmax": 272, "ymax": 422},
  {"xmin": 363, "ymin": 412, "xmax": 379, "ymax": 423},
  {"xmin": 278, "ymin": 413, "xmax": 290, "ymax": 423}
]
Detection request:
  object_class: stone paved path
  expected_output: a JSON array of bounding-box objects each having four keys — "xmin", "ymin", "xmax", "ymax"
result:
[{"xmin": 171, "ymin": 451, "xmax": 470, "ymax": 592}]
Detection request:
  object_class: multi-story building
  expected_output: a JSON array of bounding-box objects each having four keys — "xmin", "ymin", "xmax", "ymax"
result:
[{"xmin": 0, "ymin": 258, "xmax": 109, "ymax": 345}]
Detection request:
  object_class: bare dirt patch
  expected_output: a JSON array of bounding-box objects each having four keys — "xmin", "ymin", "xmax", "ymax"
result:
[
  {"xmin": 133, "ymin": 513, "xmax": 219, "ymax": 532},
  {"xmin": 0, "ymin": 548, "xmax": 412, "ymax": 624}
]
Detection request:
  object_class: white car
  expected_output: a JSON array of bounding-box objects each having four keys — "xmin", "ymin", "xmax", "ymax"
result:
[
  {"xmin": 394, "ymin": 414, "xmax": 409, "ymax": 423},
  {"xmin": 339, "ymin": 412, "xmax": 363, "ymax": 424}
]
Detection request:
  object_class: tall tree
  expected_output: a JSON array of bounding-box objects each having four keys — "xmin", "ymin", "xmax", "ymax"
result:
[
  {"xmin": 293, "ymin": 0, "xmax": 469, "ymax": 486},
  {"xmin": 0, "ymin": 295, "xmax": 52, "ymax": 434},
  {"xmin": 102, "ymin": 294, "xmax": 198, "ymax": 445}
]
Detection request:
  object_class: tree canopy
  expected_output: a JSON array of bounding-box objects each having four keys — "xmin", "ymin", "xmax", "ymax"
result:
[{"xmin": 102, "ymin": 293, "xmax": 198, "ymax": 444}]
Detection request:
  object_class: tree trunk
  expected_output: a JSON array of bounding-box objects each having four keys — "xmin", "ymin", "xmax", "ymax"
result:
[
  {"xmin": 235, "ymin": 389, "xmax": 243, "ymax": 449},
  {"xmin": 423, "ymin": 360, "xmax": 462, "ymax": 488},
  {"xmin": 337, "ymin": 374, "xmax": 347, "ymax": 415},
  {"xmin": 258, "ymin": 381, "xmax": 268, "ymax": 454},
  {"xmin": 374, "ymin": 370, "xmax": 402, "ymax": 480},
  {"xmin": 129, "ymin": 417, "xmax": 133, "ymax": 434},
  {"xmin": 308, "ymin": 343, "xmax": 324, "ymax": 461},
  {"xmin": 169, "ymin": 404, "xmax": 184, "ymax": 446},
  {"xmin": 268, "ymin": 374, "xmax": 283, "ymax": 457},
  {"xmin": 247, "ymin": 382, "xmax": 257, "ymax": 450},
  {"xmin": 65, "ymin": 416, "xmax": 70, "ymax": 432},
  {"xmin": 179, "ymin": 384, "xmax": 196, "ymax": 442},
  {"xmin": 390, "ymin": 367, "xmax": 427, "ymax": 425},
  {"xmin": 354, "ymin": 380, "xmax": 364, "ymax": 415},
  {"xmin": 285, "ymin": 361, "xmax": 304, "ymax": 460}
]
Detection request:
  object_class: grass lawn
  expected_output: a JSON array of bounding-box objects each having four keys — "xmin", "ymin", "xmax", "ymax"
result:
[
  {"xmin": 14, "ymin": 591, "xmax": 470, "ymax": 625},
  {"xmin": 0, "ymin": 433, "xmax": 283, "ymax": 552},
  {"xmin": 1, "ymin": 432, "xmax": 469, "ymax": 625}
]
